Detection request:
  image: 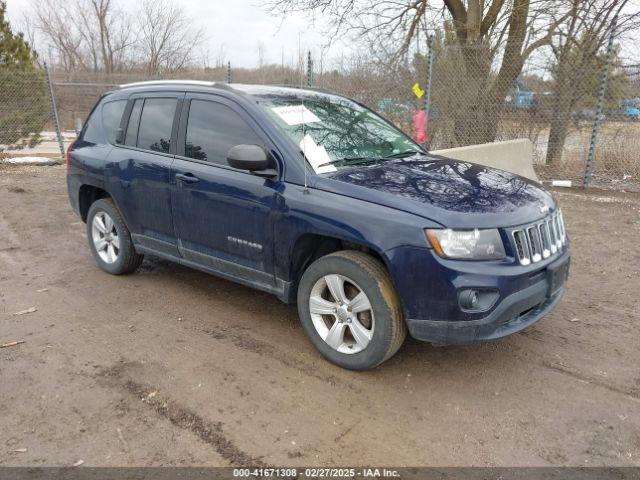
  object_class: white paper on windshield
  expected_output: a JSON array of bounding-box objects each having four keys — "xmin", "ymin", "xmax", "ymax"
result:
[
  {"xmin": 272, "ymin": 105, "xmax": 320, "ymax": 126},
  {"xmin": 300, "ymin": 134, "xmax": 336, "ymax": 174}
]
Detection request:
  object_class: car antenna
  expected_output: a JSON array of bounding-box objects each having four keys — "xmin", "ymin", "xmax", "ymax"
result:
[{"xmin": 300, "ymin": 36, "xmax": 309, "ymax": 194}]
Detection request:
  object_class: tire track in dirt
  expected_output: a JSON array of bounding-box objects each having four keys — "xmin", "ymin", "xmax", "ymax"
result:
[
  {"xmin": 198, "ymin": 324, "xmax": 364, "ymax": 393},
  {"xmin": 541, "ymin": 360, "xmax": 640, "ymax": 403},
  {"xmin": 0, "ymin": 210, "xmax": 22, "ymax": 267},
  {"xmin": 98, "ymin": 362, "xmax": 267, "ymax": 467}
]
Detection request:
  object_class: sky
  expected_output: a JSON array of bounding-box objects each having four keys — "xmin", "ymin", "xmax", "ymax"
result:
[
  {"xmin": 6, "ymin": 0, "xmax": 638, "ymax": 69},
  {"xmin": 4, "ymin": 0, "xmax": 347, "ymax": 68}
]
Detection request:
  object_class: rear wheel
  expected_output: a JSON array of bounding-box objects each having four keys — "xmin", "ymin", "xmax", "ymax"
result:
[
  {"xmin": 297, "ymin": 250, "xmax": 406, "ymax": 370},
  {"xmin": 86, "ymin": 198, "xmax": 143, "ymax": 275}
]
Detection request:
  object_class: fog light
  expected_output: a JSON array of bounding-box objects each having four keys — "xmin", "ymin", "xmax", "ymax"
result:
[
  {"xmin": 459, "ymin": 289, "xmax": 480, "ymax": 310},
  {"xmin": 458, "ymin": 288, "xmax": 500, "ymax": 312}
]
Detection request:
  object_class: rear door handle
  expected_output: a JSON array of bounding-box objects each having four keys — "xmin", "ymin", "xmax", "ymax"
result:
[{"xmin": 175, "ymin": 173, "xmax": 200, "ymax": 184}]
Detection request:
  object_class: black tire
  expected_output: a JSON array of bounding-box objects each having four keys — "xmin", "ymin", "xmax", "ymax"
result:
[
  {"xmin": 86, "ymin": 198, "xmax": 143, "ymax": 275},
  {"xmin": 297, "ymin": 250, "xmax": 407, "ymax": 370}
]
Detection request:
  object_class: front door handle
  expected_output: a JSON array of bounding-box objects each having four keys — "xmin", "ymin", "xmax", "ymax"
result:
[{"xmin": 175, "ymin": 173, "xmax": 200, "ymax": 184}]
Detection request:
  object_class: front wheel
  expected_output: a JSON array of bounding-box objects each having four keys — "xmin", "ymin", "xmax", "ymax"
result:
[
  {"xmin": 86, "ymin": 198, "xmax": 143, "ymax": 275},
  {"xmin": 297, "ymin": 250, "xmax": 406, "ymax": 370}
]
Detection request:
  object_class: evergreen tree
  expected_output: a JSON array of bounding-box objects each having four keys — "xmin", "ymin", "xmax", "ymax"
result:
[
  {"xmin": 0, "ymin": 0, "xmax": 49, "ymax": 152},
  {"xmin": 0, "ymin": 0, "xmax": 36, "ymax": 67}
]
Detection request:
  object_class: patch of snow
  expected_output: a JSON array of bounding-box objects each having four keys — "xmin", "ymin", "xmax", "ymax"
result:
[
  {"xmin": 590, "ymin": 196, "xmax": 630, "ymax": 204},
  {"xmin": 40, "ymin": 131, "xmax": 77, "ymax": 141},
  {"xmin": 554, "ymin": 191, "xmax": 632, "ymax": 204},
  {"xmin": 3, "ymin": 156, "xmax": 59, "ymax": 165}
]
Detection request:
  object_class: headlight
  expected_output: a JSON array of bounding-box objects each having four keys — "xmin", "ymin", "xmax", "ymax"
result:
[{"xmin": 425, "ymin": 228, "xmax": 506, "ymax": 260}]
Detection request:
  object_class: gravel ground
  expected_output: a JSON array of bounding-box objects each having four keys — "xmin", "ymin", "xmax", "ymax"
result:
[{"xmin": 1, "ymin": 165, "xmax": 639, "ymax": 467}]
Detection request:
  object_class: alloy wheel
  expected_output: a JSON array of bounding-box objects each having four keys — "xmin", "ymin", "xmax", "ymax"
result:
[
  {"xmin": 308, "ymin": 274, "xmax": 374, "ymax": 354},
  {"xmin": 91, "ymin": 211, "xmax": 120, "ymax": 264}
]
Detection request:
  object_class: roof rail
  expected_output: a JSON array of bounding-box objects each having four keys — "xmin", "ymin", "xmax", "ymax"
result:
[
  {"xmin": 270, "ymin": 84, "xmax": 337, "ymax": 95},
  {"xmin": 118, "ymin": 80, "xmax": 216, "ymax": 89}
]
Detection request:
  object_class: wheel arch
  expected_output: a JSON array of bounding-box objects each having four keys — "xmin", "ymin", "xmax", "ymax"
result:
[
  {"xmin": 78, "ymin": 184, "xmax": 112, "ymax": 222},
  {"xmin": 287, "ymin": 233, "xmax": 394, "ymax": 302}
]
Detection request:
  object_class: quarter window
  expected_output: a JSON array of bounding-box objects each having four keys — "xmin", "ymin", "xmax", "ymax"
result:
[
  {"xmin": 185, "ymin": 100, "xmax": 262, "ymax": 165},
  {"xmin": 136, "ymin": 98, "xmax": 177, "ymax": 153},
  {"xmin": 82, "ymin": 106, "xmax": 102, "ymax": 143},
  {"xmin": 102, "ymin": 100, "xmax": 126, "ymax": 144}
]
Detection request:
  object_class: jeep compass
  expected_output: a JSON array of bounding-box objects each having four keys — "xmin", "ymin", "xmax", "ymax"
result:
[{"xmin": 67, "ymin": 81, "xmax": 570, "ymax": 370}]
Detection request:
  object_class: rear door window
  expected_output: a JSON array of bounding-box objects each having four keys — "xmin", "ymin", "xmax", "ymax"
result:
[
  {"xmin": 136, "ymin": 98, "xmax": 178, "ymax": 153},
  {"xmin": 185, "ymin": 100, "xmax": 262, "ymax": 165}
]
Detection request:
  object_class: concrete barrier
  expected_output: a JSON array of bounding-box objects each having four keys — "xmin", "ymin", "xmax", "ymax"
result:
[{"xmin": 431, "ymin": 138, "xmax": 539, "ymax": 183}]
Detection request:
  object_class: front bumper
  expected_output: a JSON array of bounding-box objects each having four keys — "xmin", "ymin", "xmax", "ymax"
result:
[
  {"xmin": 406, "ymin": 280, "xmax": 565, "ymax": 345},
  {"xmin": 385, "ymin": 243, "xmax": 570, "ymax": 345}
]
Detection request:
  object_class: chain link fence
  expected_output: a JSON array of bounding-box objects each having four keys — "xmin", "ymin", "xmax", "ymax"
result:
[
  {"xmin": 424, "ymin": 38, "xmax": 639, "ymax": 189},
  {"xmin": 0, "ymin": 68, "xmax": 52, "ymax": 157},
  {"xmin": 316, "ymin": 37, "xmax": 639, "ymax": 190},
  {"xmin": 1, "ymin": 44, "xmax": 638, "ymax": 191},
  {"xmin": 316, "ymin": 62, "xmax": 421, "ymax": 137}
]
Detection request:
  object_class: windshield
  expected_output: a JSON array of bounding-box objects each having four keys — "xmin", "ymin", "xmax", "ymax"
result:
[{"xmin": 257, "ymin": 95, "xmax": 423, "ymax": 173}]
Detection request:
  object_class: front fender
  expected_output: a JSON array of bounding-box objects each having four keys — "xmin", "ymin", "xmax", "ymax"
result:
[{"xmin": 274, "ymin": 184, "xmax": 440, "ymax": 283}]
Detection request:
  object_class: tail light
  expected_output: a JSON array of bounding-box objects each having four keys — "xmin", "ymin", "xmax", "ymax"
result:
[{"xmin": 66, "ymin": 141, "xmax": 75, "ymax": 175}]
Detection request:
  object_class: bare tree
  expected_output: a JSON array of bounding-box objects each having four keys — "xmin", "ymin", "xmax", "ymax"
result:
[
  {"xmin": 28, "ymin": 0, "xmax": 204, "ymax": 74},
  {"xmin": 267, "ymin": 0, "xmax": 574, "ymax": 144},
  {"xmin": 215, "ymin": 44, "xmax": 227, "ymax": 69},
  {"xmin": 30, "ymin": 0, "xmax": 86, "ymax": 71},
  {"xmin": 545, "ymin": 0, "xmax": 640, "ymax": 164},
  {"xmin": 258, "ymin": 41, "xmax": 266, "ymax": 68},
  {"xmin": 137, "ymin": 0, "xmax": 205, "ymax": 76},
  {"xmin": 86, "ymin": 0, "xmax": 134, "ymax": 73},
  {"xmin": 15, "ymin": 13, "xmax": 39, "ymax": 64},
  {"xmin": 29, "ymin": 0, "xmax": 133, "ymax": 72}
]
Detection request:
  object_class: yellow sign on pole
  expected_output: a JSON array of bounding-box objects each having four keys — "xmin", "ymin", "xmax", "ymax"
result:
[{"xmin": 412, "ymin": 83, "xmax": 425, "ymax": 99}]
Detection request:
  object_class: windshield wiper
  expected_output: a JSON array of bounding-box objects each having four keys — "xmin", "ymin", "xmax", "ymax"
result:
[
  {"xmin": 383, "ymin": 150, "xmax": 423, "ymax": 159},
  {"xmin": 317, "ymin": 156, "xmax": 384, "ymax": 168},
  {"xmin": 317, "ymin": 150, "xmax": 423, "ymax": 168}
]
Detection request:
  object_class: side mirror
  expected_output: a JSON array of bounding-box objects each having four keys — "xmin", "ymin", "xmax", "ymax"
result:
[{"xmin": 227, "ymin": 145, "xmax": 275, "ymax": 177}]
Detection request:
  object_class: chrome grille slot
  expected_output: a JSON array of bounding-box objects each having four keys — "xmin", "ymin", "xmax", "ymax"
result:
[
  {"xmin": 510, "ymin": 210, "xmax": 567, "ymax": 265},
  {"xmin": 539, "ymin": 222, "xmax": 551, "ymax": 258},
  {"xmin": 553, "ymin": 214, "xmax": 562, "ymax": 249},
  {"xmin": 512, "ymin": 230, "xmax": 530, "ymax": 265},
  {"xmin": 547, "ymin": 218, "xmax": 558, "ymax": 253},
  {"xmin": 527, "ymin": 226, "xmax": 542, "ymax": 262}
]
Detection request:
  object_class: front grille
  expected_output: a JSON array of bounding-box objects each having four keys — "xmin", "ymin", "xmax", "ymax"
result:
[{"xmin": 511, "ymin": 210, "xmax": 567, "ymax": 265}]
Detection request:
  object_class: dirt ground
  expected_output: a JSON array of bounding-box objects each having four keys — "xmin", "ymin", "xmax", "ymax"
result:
[{"xmin": 1, "ymin": 164, "xmax": 639, "ymax": 467}]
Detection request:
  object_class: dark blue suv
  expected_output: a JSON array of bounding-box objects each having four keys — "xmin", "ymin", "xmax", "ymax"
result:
[{"xmin": 67, "ymin": 81, "xmax": 570, "ymax": 370}]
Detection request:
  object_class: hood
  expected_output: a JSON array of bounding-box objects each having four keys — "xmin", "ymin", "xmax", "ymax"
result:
[{"xmin": 315, "ymin": 154, "xmax": 555, "ymax": 229}]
